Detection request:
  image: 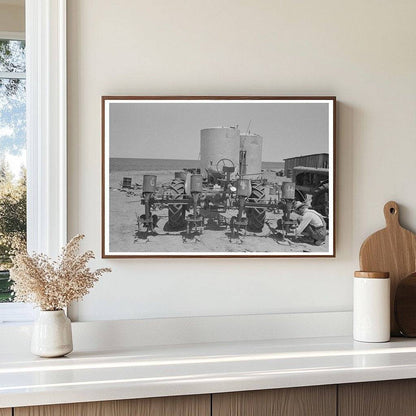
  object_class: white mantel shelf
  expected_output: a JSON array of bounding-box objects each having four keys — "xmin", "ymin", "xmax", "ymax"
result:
[{"xmin": 2, "ymin": 336, "xmax": 416, "ymax": 408}]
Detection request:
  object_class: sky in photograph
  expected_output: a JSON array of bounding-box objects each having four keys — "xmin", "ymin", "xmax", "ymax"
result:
[{"xmin": 109, "ymin": 101, "xmax": 329, "ymax": 162}]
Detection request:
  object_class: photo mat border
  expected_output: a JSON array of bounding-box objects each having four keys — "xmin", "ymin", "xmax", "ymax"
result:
[{"xmin": 101, "ymin": 96, "xmax": 336, "ymax": 258}]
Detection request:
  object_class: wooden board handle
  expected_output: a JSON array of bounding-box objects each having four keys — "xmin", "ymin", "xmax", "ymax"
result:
[{"xmin": 384, "ymin": 201, "xmax": 400, "ymax": 228}]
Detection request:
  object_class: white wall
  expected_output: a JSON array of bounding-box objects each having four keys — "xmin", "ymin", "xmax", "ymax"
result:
[{"xmin": 67, "ymin": 0, "xmax": 416, "ymax": 322}]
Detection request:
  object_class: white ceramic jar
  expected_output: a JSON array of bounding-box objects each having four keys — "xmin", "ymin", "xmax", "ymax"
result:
[
  {"xmin": 31, "ymin": 310, "xmax": 73, "ymax": 357},
  {"xmin": 353, "ymin": 271, "xmax": 390, "ymax": 343}
]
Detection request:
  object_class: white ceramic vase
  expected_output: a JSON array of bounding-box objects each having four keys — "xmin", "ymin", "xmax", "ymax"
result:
[{"xmin": 31, "ymin": 310, "xmax": 73, "ymax": 357}]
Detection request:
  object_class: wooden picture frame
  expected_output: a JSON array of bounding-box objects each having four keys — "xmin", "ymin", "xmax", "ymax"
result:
[{"xmin": 102, "ymin": 96, "xmax": 336, "ymax": 258}]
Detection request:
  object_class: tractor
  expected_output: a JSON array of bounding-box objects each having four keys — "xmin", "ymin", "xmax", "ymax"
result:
[
  {"xmin": 138, "ymin": 162, "xmax": 273, "ymax": 238},
  {"xmin": 135, "ymin": 126, "xmax": 326, "ymax": 239},
  {"xmin": 292, "ymin": 166, "xmax": 329, "ymax": 220}
]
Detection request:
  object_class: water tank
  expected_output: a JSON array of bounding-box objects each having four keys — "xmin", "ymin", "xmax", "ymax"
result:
[
  {"xmin": 200, "ymin": 127, "xmax": 240, "ymax": 179},
  {"xmin": 240, "ymin": 133, "xmax": 263, "ymax": 178}
]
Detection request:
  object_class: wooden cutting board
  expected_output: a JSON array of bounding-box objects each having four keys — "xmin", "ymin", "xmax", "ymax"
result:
[
  {"xmin": 395, "ymin": 273, "xmax": 416, "ymax": 337},
  {"xmin": 359, "ymin": 201, "xmax": 416, "ymax": 335}
]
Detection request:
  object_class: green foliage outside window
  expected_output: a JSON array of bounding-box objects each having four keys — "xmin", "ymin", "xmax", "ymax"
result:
[
  {"xmin": 0, "ymin": 161, "xmax": 26, "ymax": 302},
  {"xmin": 0, "ymin": 39, "xmax": 27, "ymax": 302}
]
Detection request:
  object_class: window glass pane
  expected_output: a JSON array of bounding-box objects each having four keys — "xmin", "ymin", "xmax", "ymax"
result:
[
  {"xmin": 0, "ymin": 78, "xmax": 26, "ymax": 154},
  {"xmin": 0, "ymin": 39, "xmax": 26, "ymax": 73},
  {"xmin": 0, "ymin": 42, "xmax": 26, "ymax": 303}
]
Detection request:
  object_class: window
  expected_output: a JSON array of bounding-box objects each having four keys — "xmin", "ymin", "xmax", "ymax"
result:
[
  {"xmin": 0, "ymin": 34, "xmax": 26, "ymax": 306},
  {"xmin": 0, "ymin": 1, "xmax": 67, "ymax": 324}
]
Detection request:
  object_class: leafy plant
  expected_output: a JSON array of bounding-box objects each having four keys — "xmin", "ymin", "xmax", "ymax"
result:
[{"xmin": 0, "ymin": 160, "xmax": 26, "ymax": 302}]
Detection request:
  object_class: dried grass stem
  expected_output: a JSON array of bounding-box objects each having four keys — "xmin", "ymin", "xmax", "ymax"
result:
[{"xmin": 10, "ymin": 234, "xmax": 111, "ymax": 310}]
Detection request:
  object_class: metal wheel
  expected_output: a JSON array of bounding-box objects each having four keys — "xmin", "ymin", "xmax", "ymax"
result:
[
  {"xmin": 167, "ymin": 179, "xmax": 186, "ymax": 230},
  {"xmin": 246, "ymin": 183, "xmax": 266, "ymax": 232},
  {"xmin": 216, "ymin": 158, "xmax": 235, "ymax": 173}
]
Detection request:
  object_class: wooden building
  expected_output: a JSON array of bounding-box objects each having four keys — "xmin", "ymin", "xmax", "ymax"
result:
[{"xmin": 283, "ymin": 153, "xmax": 329, "ymax": 178}]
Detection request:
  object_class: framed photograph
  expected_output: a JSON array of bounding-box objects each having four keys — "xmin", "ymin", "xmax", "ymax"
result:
[{"xmin": 102, "ymin": 96, "xmax": 336, "ymax": 258}]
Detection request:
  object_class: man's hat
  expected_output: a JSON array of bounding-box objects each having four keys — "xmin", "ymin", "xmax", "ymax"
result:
[{"xmin": 293, "ymin": 201, "xmax": 307, "ymax": 212}]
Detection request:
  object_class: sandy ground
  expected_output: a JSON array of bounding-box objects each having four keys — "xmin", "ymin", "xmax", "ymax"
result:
[{"xmin": 109, "ymin": 170, "xmax": 329, "ymax": 254}]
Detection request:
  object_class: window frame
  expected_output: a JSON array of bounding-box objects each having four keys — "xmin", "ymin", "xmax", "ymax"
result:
[
  {"xmin": 0, "ymin": 31, "xmax": 24, "ymax": 41},
  {"xmin": 0, "ymin": 0, "xmax": 67, "ymax": 323}
]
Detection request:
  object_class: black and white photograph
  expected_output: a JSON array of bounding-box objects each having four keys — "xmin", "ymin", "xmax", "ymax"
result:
[{"xmin": 102, "ymin": 97, "xmax": 335, "ymax": 257}]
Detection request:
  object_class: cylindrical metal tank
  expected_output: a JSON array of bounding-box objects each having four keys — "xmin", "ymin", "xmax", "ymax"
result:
[
  {"xmin": 239, "ymin": 133, "xmax": 263, "ymax": 178},
  {"xmin": 281, "ymin": 181, "xmax": 295, "ymax": 199},
  {"xmin": 190, "ymin": 174, "xmax": 203, "ymax": 193},
  {"xmin": 143, "ymin": 175, "xmax": 157, "ymax": 193},
  {"xmin": 236, "ymin": 179, "xmax": 251, "ymax": 197},
  {"xmin": 200, "ymin": 127, "xmax": 240, "ymax": 179}
]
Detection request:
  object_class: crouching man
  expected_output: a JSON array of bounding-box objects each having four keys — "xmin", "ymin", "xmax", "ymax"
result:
[{"xmin": 293, "ymin": 201, "xmax": 326, "ymax": 246}]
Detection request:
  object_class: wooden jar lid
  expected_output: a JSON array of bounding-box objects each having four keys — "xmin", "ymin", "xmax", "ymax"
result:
[{"xmin": 354, "ymin": 271, "xmax": 390, "ymax": 279}]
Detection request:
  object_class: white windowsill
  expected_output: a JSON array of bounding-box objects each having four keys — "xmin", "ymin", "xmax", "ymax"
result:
[{"xmin": 0, "ymin": 303, "xmax": 35, "ymax": 324}]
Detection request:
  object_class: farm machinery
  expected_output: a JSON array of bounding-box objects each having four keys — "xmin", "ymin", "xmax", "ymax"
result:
[
  {"xmin": 292, "ymin": 166, "xmax": 329, "ymax": 220},
  {"xmin": 136, "ymin": 126, "xmax": 329, "ymax": 239},
  {"xmin": 137, "ymin": 162, "xmax": 298, "ymax": 239}
]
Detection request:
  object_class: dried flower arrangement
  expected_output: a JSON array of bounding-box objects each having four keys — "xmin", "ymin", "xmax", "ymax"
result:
[{"xmin": 10, "ymin": 234, "xmax": 111, "ymax": 311}]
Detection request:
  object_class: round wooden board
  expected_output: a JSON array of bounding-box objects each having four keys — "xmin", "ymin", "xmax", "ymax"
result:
[
  {"xmin": 395, "ymin": 273, "xmax": 416, "ymax": 337},
  {"xmin": 359, "ymin": 201, "xmax": 416, "ymax": 336}
]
